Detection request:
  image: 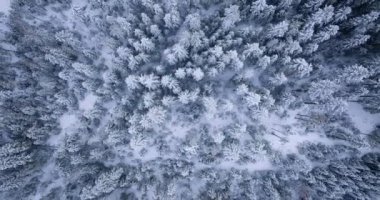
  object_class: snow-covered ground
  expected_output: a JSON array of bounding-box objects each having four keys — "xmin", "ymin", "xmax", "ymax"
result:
[
  {"xmin": 261, "ymin": 107, "xmax": 333, "ymax": 155},
  {"xmin": 79, "ymin": 93, "xmax": 98, "ymax": 111},
  {"xmin": 0, "ymin": 0, "xmax": 11, "ymax": 14},
  {"xmin": 218, "ymin": 157, "xmax": 273, "ymax": 171},
  {"xmin": 59, "ymin": 113, "xmax": 78, "ymax": 129},
  {"xmin": 48, "ymin": 113, "xmax": 79, "ymax": 146},
  {"xmin": 347, "ymin": 102, "xmax": 380, "ymax": 134}
]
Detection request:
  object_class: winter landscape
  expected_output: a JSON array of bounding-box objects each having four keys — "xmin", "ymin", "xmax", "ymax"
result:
[{"xmin": 0, "ymin": 0, "xmax": 380, "ymax": 199}]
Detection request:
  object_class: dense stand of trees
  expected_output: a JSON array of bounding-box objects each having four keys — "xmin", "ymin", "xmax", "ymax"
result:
[{"xmin": 0, "ymin": 0, "xmax": 379, "ymax": 199}]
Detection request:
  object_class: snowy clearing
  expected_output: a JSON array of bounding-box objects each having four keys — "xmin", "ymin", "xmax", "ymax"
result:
[
  {"xmin": 79, "ymin": 93, "xmax": 98, "ymax": 111},
  {"xmin": 59, "ymin": 113, "xmax": 78, "ymax": 129},
  {"xmin": 347, "ymin": 102, "xmax": 380, "ymax": 134},
  {"xmin": 0, "ymin": 0, "xmax": 11, "ymax": 14}
]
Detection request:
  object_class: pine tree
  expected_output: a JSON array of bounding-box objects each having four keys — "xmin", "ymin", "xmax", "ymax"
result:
[
  {"xmin": 80, "ymin": 168, "xmax": 123, "ymax": 200},
  {"xmin": 222, "ymin": 5, "xmax": 241, "ymax": 30},
  {"xmin": 287, "ymin": 58, "xmax": 313, "ymax": 78},
  {"xmin": 55, "ymin": 30, "xmax": 80, "ymax": 47},
  {"xmin": 250, "ymin": 0, "xmax": 275, "ymax": 21},
  {"xmin": 308, "ymin": 80, "xmax": 339, "ymax": 101},
  {"xmin": 265, "ymin": 21, "xmax": 289, "ymax": 38},
  {"xmin": 140, "ymin": 106, "xmax": 167, "ymax": 128},
  {"xmin": 242, "ymin": 43, "xmax": 263, "ymax": 59},
  {"xmin": 72, "ymin": 62, "xmax": 97, "ymax": 78},
  {"xmin": 161, "ymin": 75, "xmax": 181, "ymax": 93},
  {"xmin": 164, "ymin": 10, "xmax": 181, "ymax": 29},
  {"xmin": 340, "ymin": 64, "xmax": 370, "ymax": 84},
  {"xmin": 139, "ymin": 74, "xmax": 160, "ymax": 90},
  {"xmin": 192, "ymin": 68, "xmax": 205, "ymax": 81},
  {"xmin": 245, "ymin": 92, "xmax": 261, "ymax": 107},
  {"xmin": 178, "ymin": 89, "xmax": 199, "ymax": 104}
]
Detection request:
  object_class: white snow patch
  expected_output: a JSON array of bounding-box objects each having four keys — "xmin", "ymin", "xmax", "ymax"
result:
[
  {"xmin": 79, "ymin": 93, "xmax": 98, "ymax": 111},
  {"xmin": 265, "ymin": 132, "xmax": 333, "ymax": 154},
  {"xmin": 140, "ymin": 148, "xmax": 161, "ymax": 161},
  {"xmin": 260, "ymin": 108, "xmax": 300, "ymax": 128},
  {"xmin": 48, "ymin": 113, "xmax": 79, "ymax": 146},
  {"xmin": 0, "ymin": 42, "xmax": 15, "ymax": 51},
  {"xmin": 261, "ymin": 107, "xmax": 334, "ymax": 154},
  {"xmin": 71, "ymin": 0, "xmax": 88, "ymax": 7},
  {"xmin": 347, "ymin": 102, "xmax": 380, "ymax": 134},
  {"xmin": 218, "ymin": 157, "xmax": 273, "ymax": 171},
  {"xmin": 167, "ymin": 122, "xmax": 191, "ymax": 138},
  {"xmin": 32, "ymin": 161, "xmax": 64, "ymax": 200},
  {"xmin": 189, "ymin": 178, "xmax": 206, "ymax": 196},
  {"xmin": 0, "ymin": 0, "xmax": 11, "ymax": 14},
  {"xmin": 59, "ymin": 113, "xmax": 78, "ymax": 129}
]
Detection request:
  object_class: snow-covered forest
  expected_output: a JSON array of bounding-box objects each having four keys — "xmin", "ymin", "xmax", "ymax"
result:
[{"xmin": 0, "ymin": 0, "xmax": 380, "ymax": 199}]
